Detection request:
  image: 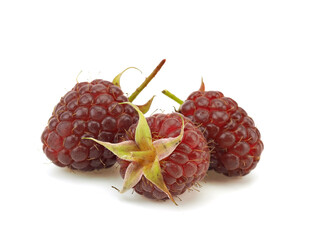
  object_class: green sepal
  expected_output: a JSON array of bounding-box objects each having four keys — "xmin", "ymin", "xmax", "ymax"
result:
[
  {"xmin": 84, "ymin": 101, "xmax": 184, "ymax": 205},
  {"xmin": 112, "ymin": 67, "xmax": 142, "ymax": 88},
  {"xmin": 120, "ymin": 162, "xmax": 144, "ymax": 193},
  {"xmin": 120, "ymin": 102, "xmax": 153, "ymax": 151},
  {"xmin": 136, "ymin": 95, "xmax": 155, "ymax": 114},
  {"xmin": 129, "ymin": 150, "xmax": 155, "ymax": 162},
  {"xmin": 82, "ymin": 138, "xmax": 139, "ymax": 161},
  {"xmin": 153, "ymin": 116, "xmax": 185, "ymax": 161},
  {"xmin": 143, "ymin": 155, "xmax": 177, "ymax": 205}
]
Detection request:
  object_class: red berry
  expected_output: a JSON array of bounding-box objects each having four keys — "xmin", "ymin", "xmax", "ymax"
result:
[
  {"xmin": 118, "ymin": 113, "xmax": 210, "ymax": 200},
  {"xmin": 180, "ymin": 90, "xmax": 263, "ymax": 177},
  {"xmin": 41, "ymin": 79, "xmax": 138, "ymax": 171}
]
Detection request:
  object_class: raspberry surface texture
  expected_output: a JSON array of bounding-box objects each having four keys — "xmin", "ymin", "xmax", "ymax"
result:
[
  {"xmin": 180, "ymin": 90, "xmax": 263, "ymax": 176},
  {"xmin": 41, "ymin": 80, "xmax": 138, "ymax": 171},
  {"xmin": 118, "ymin": 113, "xmax": 210, "ymax": 200}
]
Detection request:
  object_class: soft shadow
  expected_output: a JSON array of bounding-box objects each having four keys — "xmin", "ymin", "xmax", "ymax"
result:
[
  {"xmin": 47, "ymin": 163, "xmax": 121, "ymax": 183},
  {"xmin": 205, "ymin": 170, "xmax": 253, "ymax": 184},
  {"xmin": 46, "ymin": 163, "xmax": 257, "ymax": 208},
  {"xmin": 112, "ymin": 180, "xmax": 214, "ymax": 209},
  {"xmin": 204, "ymin": 170, "xmax": 256, "ymax": 186}
]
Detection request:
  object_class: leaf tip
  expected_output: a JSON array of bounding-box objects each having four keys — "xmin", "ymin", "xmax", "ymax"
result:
[
  {"xmin": 112, "ymin": 67, "xmax": 142, "ymax": 87},
  {"xmin": 136, "ymin": 95, "xmax": 155, "ymax": 114},
  {"xmin": 81, "ymin": 136, "xmax": 93, "ymax": 140}
]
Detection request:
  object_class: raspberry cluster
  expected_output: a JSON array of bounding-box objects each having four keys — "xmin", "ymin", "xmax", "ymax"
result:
[{"xmin": 41, "ymin": 60, "xmax": 263, "ymax": 204}]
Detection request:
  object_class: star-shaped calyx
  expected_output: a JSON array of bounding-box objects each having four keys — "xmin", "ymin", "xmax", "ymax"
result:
[{"xmin": 84, "ymin": 102, "xmax": 184, "ymax": 205}]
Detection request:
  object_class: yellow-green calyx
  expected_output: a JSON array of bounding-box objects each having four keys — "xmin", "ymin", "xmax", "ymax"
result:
[{"xmin": 83, "ymin": 102, "xmax": 184, "ymax": 205}]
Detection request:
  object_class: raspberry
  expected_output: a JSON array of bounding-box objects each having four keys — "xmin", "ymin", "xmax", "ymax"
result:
[
  {"xmin": 41, "ymin": 79, "xmax": 139, "ymax": 171},
  {"xmin": 85, "ymin": 103, "xmax": 210, "ymax": 204},
  {"xmin": 163, "ymin": 81, "xmax": 263, "ymax": 177},
  {"xmin": 41, "ymin": 60, "xmax": 166, "ymax": 171},
  {"xmin": 118, "ymin": 113, "xmax": 210, "ymax": 200}
]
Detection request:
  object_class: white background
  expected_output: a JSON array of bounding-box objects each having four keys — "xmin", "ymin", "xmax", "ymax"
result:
[{"xmin": 1, "ymin": 0, "xmax": 319, "ymax": 239}]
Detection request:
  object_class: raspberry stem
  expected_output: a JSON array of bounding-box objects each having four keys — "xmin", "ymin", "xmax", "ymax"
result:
[
  {"xmin": 161, "ymin": 90, "xmax": 184, "ymax": 105},
  {"xmin": 128, "ymin": 59, "xmax": 166, "ymax": 102}
]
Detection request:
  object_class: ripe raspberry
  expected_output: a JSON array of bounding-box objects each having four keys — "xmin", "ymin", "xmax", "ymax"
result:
[
  {"xmin": 85, "ymin": 103, "xmax": 210, "ymax": 204},
  {"xmin": 163, "ymin": 81, "xmax": 263, "ymax": 177},
  {"xmin": 41, "ymin": 79, "xmax": 139, "ymax": 171},
  {"xmin": 41, "ymin": 60, "xmax": 166, "ymax": 171},
  {"xmin": 118, "ymin": 113, "xmax": 210, "ymax": 201}
]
